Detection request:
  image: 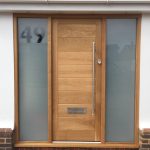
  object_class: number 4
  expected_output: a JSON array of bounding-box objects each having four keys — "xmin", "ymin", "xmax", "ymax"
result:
[{"xmin": 21, "ymin": 26, "xmax": 32, "ymax": 43}]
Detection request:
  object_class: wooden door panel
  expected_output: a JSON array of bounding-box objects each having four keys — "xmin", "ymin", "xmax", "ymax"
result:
[
  {"xmin": 58, "ymin": 65, "xmax": 92, "ymax": 78},
  {"xmin": 53, "ymin": 19, "xmax": 101, "ymax": 141},
  {"xmin": 58, "ymin": 52, "xmax": 92, "ymax": 65},
  {"xmin": 58, "ymin": 23, "xmax": 96, "ymax": 37},
  {"xmin": 54, "ymin": 130, "xmax": 95, "ymax": 141},
  {"xmin": 58, "ymin": 78, "xmax": 92, "ymax": 91},
  {"xmin": 58, "ymin": 117, "xmax": 95, "ymax": 130},
  {"xmin": 58, "ymin": 37, "xmax": 95, "ymax": 52},
  {"xmin": 58, "ymin": 91, "xmax": 92, "ymax": 104}
]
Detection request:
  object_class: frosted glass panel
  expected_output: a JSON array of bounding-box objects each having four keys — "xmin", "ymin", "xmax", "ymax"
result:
[
  {"xmin": 106, "ymin": 19, "xmax": 136, "ymax": 142},
  {"xmin": 18, "ymin": 18, "xmax": 48, "ymax": 141}
]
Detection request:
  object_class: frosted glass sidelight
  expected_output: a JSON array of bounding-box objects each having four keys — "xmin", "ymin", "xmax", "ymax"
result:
[
  {"xmin": 18, "ymin": 18, "xmax": 48, "ymax": 141},
  {"xmin": 106, "ymin": 19, "xmax": 137, "ymax": 142}
]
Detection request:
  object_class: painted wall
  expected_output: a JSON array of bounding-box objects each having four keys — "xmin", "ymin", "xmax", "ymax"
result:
[
  {"xmin": 0, "ymin": 12, "xmax": 149, "ymax": 129},
  {"xmin": 140, "ymin": 14, "xmax": 150, "ymax": 129},
  {"xmin": 0, "ymin": 13, "xmax": 14, "ymax": 129}
]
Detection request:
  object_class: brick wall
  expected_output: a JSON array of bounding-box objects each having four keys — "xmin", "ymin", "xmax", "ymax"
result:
[
  {"xmin": 0, "ymin": 128, "xmax": 13, "ymax": 150},
  {"xmin": 140, "ymin": 128, "xmax": 150, "ymax": 150}
]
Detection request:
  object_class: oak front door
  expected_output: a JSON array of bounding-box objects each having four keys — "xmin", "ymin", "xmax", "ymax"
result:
[{"xmin": 52, "ymin": 19, "xmax": 101, "ymax": 142}]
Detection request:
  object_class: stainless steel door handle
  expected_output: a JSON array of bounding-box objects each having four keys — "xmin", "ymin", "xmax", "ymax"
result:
[{"xmin": 92, "ymin": 42, "xmax": 95, "ymax": 115}]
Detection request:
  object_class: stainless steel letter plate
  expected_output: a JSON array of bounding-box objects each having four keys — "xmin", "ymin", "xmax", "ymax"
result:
[{"xmin": 67, "ymin": 107, "xmax": 87, "ymax": 114}]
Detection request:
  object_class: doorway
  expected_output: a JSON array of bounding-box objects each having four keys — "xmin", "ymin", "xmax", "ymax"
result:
[
  {"xmin": 52, "ymin": 19, "xmax": 102, "ymax": 142},
  {"xmin": 15, "ymin": 15, "xmax": 140, "ymax": 147}
]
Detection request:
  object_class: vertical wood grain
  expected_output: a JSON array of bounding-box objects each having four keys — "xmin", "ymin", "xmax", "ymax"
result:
[
  {"xmin": 134, "ymin": 15, "xmax": 141, "ymax": 146},
  {"xmin": 52, "ymin": 19, "xmax": 58, "ymax": 141},
  {"xmin": 14, "ymin": 15, "xmax": 19, "ymax": 141},
  {"xmin": 100, "ymin": 18, "xmax": 106, "ymax": 143},
  {"xmin": 95, "ymin": 20, "xmax": 101, "ymax": 141},
  {"xmin": 48, "ymin": 17, "xmax": 52, "ymax": 142}
]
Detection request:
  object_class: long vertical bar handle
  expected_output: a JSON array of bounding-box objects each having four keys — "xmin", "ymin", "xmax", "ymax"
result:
[{"xmin": 92, "ymin": 41, "xmax": 95, "ymax": 115}]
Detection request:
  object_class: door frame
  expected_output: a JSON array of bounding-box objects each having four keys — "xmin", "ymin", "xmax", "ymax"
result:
[{"xmin": 14, "ymin": 13, "xmax": 141, "ymax": 148}]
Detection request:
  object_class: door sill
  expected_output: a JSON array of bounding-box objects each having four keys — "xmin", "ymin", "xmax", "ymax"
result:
[
  {"xmin": 15, "ymin": 141, "xmax": 139, "ymax": 148},
  {"xmin": 53, "ymin": 141, "xmax": 101, "ymax": 143}
]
